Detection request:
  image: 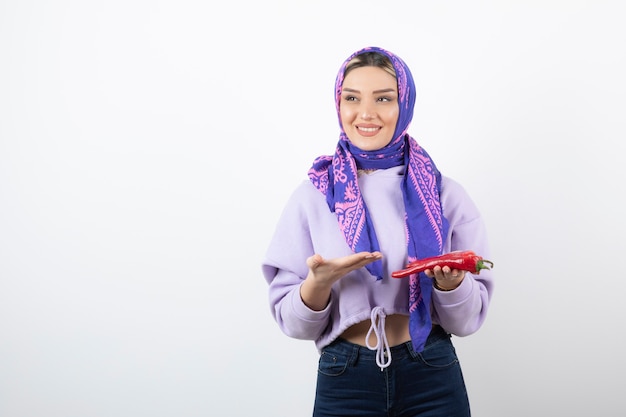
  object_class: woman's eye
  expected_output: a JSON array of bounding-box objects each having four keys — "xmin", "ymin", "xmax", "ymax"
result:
[
  {"xmin": 344, "ymin": 95, "xmax": 357, "ymax": 102},
  {"xmin": 377, "ymin": 96, "xmax": 392, "ymax": 102}
]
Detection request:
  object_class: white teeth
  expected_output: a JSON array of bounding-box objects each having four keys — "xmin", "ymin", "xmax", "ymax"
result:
[{"xmin": 358, "ymin": 127, "xmax": 378, "ymax": 132}]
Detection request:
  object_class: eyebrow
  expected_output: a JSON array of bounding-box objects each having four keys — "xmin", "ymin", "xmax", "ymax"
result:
[{"xmin": 342, "ymin": 87, "xmax": 397, "ymax": 94}]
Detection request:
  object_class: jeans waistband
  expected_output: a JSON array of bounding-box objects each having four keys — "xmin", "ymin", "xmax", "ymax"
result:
[{"xmin": 326, "ymin": 324, "xmax": 449, "ymax": 362}]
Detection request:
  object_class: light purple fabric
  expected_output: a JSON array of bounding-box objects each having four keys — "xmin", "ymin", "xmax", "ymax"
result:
[
  {"xmin": 307, "ymin": 46, "xmax": 449, "ymax": 352},
  {"xmin": 262, "ymin": 170, "xmax": 494, "ymax": 353}
]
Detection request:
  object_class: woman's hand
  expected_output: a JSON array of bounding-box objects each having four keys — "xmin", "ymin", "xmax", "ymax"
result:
[
  {"xmin": 300, "ymin": 252, "xmax": 382, "ymax": 311},
  {"xmin": 425, "ymin": 266, "xmax": 465, "ymax": 291}
]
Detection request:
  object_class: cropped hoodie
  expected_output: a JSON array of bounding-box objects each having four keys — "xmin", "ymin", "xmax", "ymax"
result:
[{"xmin": 261, "ymin": 165, "xmax": 494, "ymax": 353}]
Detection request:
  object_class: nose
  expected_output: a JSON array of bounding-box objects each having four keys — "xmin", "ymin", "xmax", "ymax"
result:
[{"xmin": 360, "ymin": 102, "xmax": 376, "ymax": 120}]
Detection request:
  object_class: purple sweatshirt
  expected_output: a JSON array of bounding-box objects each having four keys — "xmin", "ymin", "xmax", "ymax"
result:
[{"xmin": 262, "ymin": 166, "xmax": 494, "ymax": 352}]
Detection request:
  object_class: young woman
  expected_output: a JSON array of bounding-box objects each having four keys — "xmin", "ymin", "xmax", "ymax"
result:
[{"xmin": 262, "ymin": 46, "xmax": 494, "ymax": 417}]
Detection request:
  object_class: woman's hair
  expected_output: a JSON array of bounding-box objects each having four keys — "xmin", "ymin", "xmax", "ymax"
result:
[{"xmin": 344, "ymin": 52, "xmax": 396, "ymax": 78}]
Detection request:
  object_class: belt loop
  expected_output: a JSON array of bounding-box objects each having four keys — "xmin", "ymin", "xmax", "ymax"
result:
[
  {"xmin": 404, "ymin": 340, "xmax": 420, "ymax": 359},
  {"xmin": 348, "ymin": 343, "xmax": 360, "ymax": 367}
]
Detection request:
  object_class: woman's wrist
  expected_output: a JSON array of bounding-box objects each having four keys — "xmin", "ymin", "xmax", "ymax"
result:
[
  {"xmin": 300, "ymin": 278, "xmax": 332, "ymax": 311},
  {"xmin": 433, "ymin": 279, "xmax": 461, "ymax": 292}
]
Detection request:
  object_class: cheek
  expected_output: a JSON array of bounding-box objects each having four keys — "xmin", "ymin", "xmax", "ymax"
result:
[
  {"xmin": 386, "ymin": 108, "xmax": 400, "ymax": 125},
  {"xmin": 340, "ymin": 107, "xmax": 356, "ymax": 126}
]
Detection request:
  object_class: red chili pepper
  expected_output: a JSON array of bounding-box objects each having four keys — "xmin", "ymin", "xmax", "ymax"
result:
[{"xmin": 391, "ymin": 250, "xmax": 493, "ymax": 278}]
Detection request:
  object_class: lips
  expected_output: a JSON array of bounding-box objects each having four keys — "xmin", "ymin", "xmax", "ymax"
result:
[{"xmin": 356, "ymin": 125, "xmax": 381, "ymax": 137}]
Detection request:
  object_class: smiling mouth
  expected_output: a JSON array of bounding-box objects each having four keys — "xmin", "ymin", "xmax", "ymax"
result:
[{"xmin": 357, "ymin": 126, "xmax": 380, "ymax": 133}]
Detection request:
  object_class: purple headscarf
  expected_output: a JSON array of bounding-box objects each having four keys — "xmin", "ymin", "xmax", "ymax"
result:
[{"xmin": 307, "ymin": 46, "xmax": 449, "ymax": 352}]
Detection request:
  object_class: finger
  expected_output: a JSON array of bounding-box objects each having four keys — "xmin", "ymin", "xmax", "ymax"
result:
[
  {"xmin": 351, "ymin": 251, "xmax": 382, "ymax": 267},
  {"xmin": 355, "ymin": 251, "xmax": 383, "ymax": 260},
  {"xmin": 452, "ymin": 270, "xmax": 465, "ymax": 280},
  {"xmin": 306, "ymin": 254, "xmax": 324, "ymax": 269},
  {"xmin": 432, "ymin": 265, "xmax": 445, "ymax": 280}
]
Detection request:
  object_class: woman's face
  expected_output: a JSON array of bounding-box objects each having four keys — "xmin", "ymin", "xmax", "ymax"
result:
[{"xmin": 339, "ymin": 66, "xmax": 399, "ymax": 151}]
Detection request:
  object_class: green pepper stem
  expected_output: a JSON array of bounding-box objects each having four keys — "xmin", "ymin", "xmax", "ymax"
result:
[{"xmin": 477, "ymin": 259, "xmax": 494, "ymax": 271}]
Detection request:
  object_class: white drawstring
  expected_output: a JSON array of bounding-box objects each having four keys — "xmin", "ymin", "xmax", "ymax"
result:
[{"xmin": 366, "ymin": 307, "xmax": 392, "ymax": 370}]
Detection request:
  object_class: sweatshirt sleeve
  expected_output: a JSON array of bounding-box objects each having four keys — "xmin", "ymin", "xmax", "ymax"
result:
[
  {"xmin": 261, "ymin": 182, "xmax": 334, "ymax": 341},
  {"xmin": 430, "ymin": 177, "xmax": 495, "ymax": 336}
]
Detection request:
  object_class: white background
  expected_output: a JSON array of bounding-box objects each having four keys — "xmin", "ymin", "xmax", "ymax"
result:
[{"xmin": 1, "ymin": 1, "xmax": 625, "ymax": 416}]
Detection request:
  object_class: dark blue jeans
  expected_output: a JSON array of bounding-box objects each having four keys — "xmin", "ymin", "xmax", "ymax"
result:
[{"xmin": 313, "ymin": 326, "xmax": 470, "ymax": 417}]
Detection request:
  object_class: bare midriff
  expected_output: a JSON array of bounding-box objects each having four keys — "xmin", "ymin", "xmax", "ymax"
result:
[{"xmin": 339, "ymin": 314, "xmax": 411, "ymax": 347}]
